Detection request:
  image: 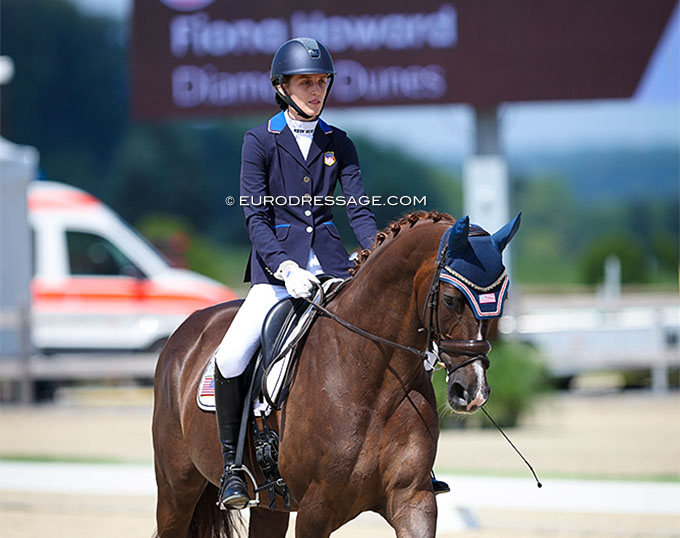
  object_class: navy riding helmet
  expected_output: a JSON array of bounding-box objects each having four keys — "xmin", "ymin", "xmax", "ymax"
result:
[{"xmin": 270, "ymin": 37, "xmax": 336, "ymax": 119}]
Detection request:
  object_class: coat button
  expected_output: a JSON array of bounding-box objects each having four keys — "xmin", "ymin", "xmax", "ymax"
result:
[
  {"xmin": 304, "ymin": 210, "xmax": 311, "ymax": 216},
  {"xmin": 306, "ymin": 226, "xmax": 313, "ymax": 233},
  {"xmin": 303, "ymin": 176, "xmax": 311, "ymax": 183}
]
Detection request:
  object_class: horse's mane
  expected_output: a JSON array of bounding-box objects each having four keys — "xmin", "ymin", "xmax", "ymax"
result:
[{"xmin": 349, "ymin": 210, "xmax": 455, "ymax": 276}]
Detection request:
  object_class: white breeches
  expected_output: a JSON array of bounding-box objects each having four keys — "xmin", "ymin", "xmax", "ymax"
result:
[
  {"xmin": 213, "ymin": 249, "xmax": 324, "ymax": 378},
  {"xmin": 213, "ymin": 283, "xmax": 290, "ymax": 378}
]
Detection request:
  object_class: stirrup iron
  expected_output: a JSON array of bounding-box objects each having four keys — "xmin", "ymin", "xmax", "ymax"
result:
[{"xmin": 217, "ymin": 464, "xmax": 260, "ymax": 509}]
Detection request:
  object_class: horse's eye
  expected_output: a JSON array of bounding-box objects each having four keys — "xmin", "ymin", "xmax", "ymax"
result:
[{"xmin": 442, "ymin": 294, "xmax": 462, "ymax": 311}]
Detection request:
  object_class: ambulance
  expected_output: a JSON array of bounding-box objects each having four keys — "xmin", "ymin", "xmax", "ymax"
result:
[{"xmin": 28, "ymin": 181, "xmax": 238, "ymax": 353}]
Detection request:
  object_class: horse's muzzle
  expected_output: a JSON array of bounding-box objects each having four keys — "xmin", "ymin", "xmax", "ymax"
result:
[
  {"xmin": 441, "ymin": 342, "xmax": 491, "ymax": 414},
  {"xmin": 447, "ymin": 372, "xmax": 490, "ymax": 414}
]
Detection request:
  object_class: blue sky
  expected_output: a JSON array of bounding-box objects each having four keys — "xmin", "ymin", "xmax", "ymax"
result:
[{"xmin": 72, "ymin": 0, "xmax": 679, "ymax": 162}]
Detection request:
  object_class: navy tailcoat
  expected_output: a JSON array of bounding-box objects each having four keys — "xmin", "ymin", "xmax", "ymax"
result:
[{"xmin": 241, "ymin": 111, "xmax": 378, "ymax": 285}]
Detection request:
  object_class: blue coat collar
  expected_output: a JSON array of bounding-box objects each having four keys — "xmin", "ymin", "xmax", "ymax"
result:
[
  {"xmin": 267, "ymin": 111, "xmax": 286, "ymax": 133},
  {"xmin": 267, "ymin": 111, "xmax": 333, "ymax": 135},
  {"xmin": 318, "ymin": 118, "xmax": 333, "ymax": 135}
]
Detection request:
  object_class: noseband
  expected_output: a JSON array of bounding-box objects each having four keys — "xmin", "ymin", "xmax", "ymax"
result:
[{"xmin": 422, "ymin": 229, "xmax": 492, "ymax": 375}]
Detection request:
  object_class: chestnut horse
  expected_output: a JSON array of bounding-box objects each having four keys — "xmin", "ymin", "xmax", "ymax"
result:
[{"xmin": 152, "ymin": 210, "xmax": 519, "ymax": 537}]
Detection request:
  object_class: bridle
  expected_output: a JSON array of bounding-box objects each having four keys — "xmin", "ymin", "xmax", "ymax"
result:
[
  {"xmin": 305, "ymin": 225, "xmax": 544, "ymax": 490},
  {"xmin": 421, "ymin": 228, "xmax": 492, "ymax": 376},
  {"xmin": 303, "ymin": 228, "xmax": 493, "ymax": 374}
]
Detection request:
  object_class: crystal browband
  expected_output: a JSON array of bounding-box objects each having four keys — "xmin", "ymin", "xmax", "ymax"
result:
[{"xmin": 441, "ymin": 266, "xmax": 507, "ymax": 292}]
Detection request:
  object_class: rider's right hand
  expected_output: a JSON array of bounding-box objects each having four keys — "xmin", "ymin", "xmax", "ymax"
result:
[{"xmin": 274, "ymin": 260, "xmax": 320, "ymax": 299}]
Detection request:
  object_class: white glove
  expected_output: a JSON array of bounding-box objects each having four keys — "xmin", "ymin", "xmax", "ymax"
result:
[
  {"xmin": 274, "ymin": 260, "xmax": 320, "ymax": 299},
  {"xmin": 424, "ymin": 342, "xmax": 439, "ymax": 372}
]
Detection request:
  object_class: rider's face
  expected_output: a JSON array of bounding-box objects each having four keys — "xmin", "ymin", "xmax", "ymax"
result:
[{"xmin": 280, "ymin": 74, "xmax": 329, "ymax": 120}]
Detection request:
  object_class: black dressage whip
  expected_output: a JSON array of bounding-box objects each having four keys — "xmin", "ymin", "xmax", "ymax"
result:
[{"xmin": 481, "ymin": 407, "xmax": 543, "ymax": 488}]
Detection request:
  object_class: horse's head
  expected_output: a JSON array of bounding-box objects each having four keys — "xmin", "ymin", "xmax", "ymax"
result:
[{"xmin": 427, "ymin": 213, "xmax": 521, "ymax": 414}]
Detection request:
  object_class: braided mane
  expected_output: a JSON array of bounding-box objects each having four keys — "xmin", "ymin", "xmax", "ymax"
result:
[{"xmin": 349, "ymin": 210, "xmax": 455, "ymax": 276}]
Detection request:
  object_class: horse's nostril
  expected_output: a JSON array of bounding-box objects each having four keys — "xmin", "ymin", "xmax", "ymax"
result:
[{"xmin": 451, "ymin": 381, "xmax": 467, "ymax": 401}]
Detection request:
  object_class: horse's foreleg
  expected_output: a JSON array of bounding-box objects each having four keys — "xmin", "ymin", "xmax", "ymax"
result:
[
  {"xmin": 292, "ymin": 486, "xmax": 337, "ymax": 538},
  {"xmin": 383, "ymin": 487, "xmax": 437, "ymax": 538},
  {"xmin": 249, "ymin": 507, "xmax": 290, "ymax": 537}
]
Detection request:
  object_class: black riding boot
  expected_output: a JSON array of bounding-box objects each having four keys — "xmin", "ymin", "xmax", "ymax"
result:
[{"xmin": 214, "ymin": 367, "xmax": 250, "ymax": 510}]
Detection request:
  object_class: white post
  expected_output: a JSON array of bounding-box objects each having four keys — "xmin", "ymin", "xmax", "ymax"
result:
[
  {"xmin": 601, "ymin": 254, "xmax": 622, "ymax": 308},
  {"xmin": 463, "ymin": 106, "xmax": 511, "ymax": 275}
]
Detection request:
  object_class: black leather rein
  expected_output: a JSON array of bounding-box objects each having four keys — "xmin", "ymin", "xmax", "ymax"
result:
[{"xmin": 303, "ymin": 244, "xmax": 492, "ymax": 375}]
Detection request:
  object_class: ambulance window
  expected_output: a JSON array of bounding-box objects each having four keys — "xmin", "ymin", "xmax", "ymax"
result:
[{"xmin": 66, "ymin": 231, "xmax": 144, "ymax": 277}]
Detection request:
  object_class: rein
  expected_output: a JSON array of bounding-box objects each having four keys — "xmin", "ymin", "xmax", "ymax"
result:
[
  {"xmin": 303, "ymin": 293, "xmax": 428, "ymax": 359},
  {"xmin": 303, "ymin": 296, "xmax": 489, "ymax": 375},
  {"xmin": 303, "ymin": 236, "xmax": 492, "ymax": 375}
]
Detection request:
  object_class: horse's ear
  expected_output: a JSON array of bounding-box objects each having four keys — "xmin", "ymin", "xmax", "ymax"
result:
[
  {"xmin": 448, "ymin": 215, "xmax": 470, "ymax": 257},
  {"xmin": 492, "ymin": 212, "xmax": 522, "ymax": 252}
]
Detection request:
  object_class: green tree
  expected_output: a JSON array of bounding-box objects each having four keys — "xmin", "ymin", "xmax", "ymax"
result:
[
  {"xmin": 1, "ymin": 0, "xmax": 127, "ymax": 192},
  {"xmin": 105, "ymin": 122, "xmax": 244, "ymax": 242},
  {"xmin": 580, "ymin": 234, "xmax": 650, "ymax": 284},
  {"xmin": 512, "ymin": 175, "xmax": 580, "ymax": 284}
]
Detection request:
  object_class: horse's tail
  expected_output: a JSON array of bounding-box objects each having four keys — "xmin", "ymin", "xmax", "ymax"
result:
[{"xmin": 188, "ymin": 483, "xmax": 245, "ymax": 538}]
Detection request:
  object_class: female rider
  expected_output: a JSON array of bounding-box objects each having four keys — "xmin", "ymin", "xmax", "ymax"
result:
[
  {"xmin": 212, "ymin": 37, "xmax": 448, "ymax": 511},
  {"xmin": 212, "ymin": 37, "xmax": 378, "ymax": 510}
]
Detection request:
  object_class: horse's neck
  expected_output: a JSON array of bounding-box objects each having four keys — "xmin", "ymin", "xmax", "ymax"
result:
[{"xmin": 333, "ymin": 224, "xmax": 439, "ymax": 364}]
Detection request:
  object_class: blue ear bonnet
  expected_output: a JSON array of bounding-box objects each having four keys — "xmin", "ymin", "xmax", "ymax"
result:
[{"xmin": 436, "ymin": 213, "xmax": 521, "ymax": 319}]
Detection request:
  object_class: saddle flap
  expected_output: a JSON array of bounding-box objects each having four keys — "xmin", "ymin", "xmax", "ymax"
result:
[
  {"xmin": 260, "ymin": 297, "xmax": 308, "ymax": 370},
  {"xmin": 256, "ymin": 275, "xmax": 346, "ymax": 410}
]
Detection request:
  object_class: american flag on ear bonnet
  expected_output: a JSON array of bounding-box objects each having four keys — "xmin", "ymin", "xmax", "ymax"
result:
[{"xmin": 435, "ymin": 213, "xmax": 521, "ymax": 319}]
